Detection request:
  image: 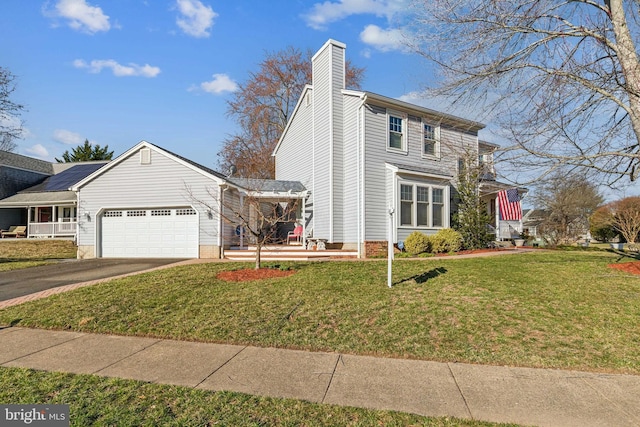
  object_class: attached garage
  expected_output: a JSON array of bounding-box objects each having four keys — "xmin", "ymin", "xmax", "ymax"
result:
[{"xmin": 100, "ymin": 207, "xmax": 199, "ymax": 258}]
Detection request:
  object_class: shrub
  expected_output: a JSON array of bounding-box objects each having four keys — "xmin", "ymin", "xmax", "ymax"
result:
[
  {"xmin": 431, "ymin": 228, "xmax": 463, "ymax": 253},
  {"xmin": 404, "ymin": 231, "xmax": 431, "ymax": 255}
]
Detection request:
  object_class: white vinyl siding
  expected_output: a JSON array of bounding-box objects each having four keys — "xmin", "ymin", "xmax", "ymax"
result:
[
  {"xmin": 341, "ymin": 94, "xmax": 361, "ymax": 243},
  {"xmin": 76, "ymin": 147, "xmax": 222, "ymax": 255}
]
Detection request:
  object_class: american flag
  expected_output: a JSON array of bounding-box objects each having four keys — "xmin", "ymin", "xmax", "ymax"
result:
[{"xmin": 498, "ymin": 188, "xmax": 522, "ymax": 221}]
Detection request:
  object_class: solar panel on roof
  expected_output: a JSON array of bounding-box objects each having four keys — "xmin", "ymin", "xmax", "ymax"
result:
[{"xmin": 36, "ymin": 163, "xmax": 106, "ymax": 192}]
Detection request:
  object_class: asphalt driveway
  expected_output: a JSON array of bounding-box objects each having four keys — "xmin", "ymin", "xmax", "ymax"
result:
[{"xmin": 0, "ymin": 258, "xmax": 185, "ymax": 302}]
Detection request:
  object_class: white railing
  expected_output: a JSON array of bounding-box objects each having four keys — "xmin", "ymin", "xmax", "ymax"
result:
[
  {"xmin": 498, "ymin": 221, "xmax": 522, "ymax": 240},
  {"xmin": 28, "ymin": 221, "xmax": 77, "ymax": 238}
]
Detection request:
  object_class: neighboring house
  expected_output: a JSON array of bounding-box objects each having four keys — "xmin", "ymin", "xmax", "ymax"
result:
[
  {"xmin": 522, "ymin": 209, "xmax": 546, "ymax": 239},
  {"xmin": 273, "ymin": 39, "xmax": 524, "ymax": 257},
  {"xmin": 72, "ymin": 141, "xmax": 306, "ymax": 259},
  {"xmin": 0, "ymin": 151, "xmax": 54, "ymax": 230},
  {"xmin": 0, "ymin": 156, "xmax": 108, "ymax": 238}
]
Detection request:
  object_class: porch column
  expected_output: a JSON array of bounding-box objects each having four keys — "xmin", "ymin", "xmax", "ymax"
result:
[
  {"xmin": 301, "ymin": 197, "xmax": 306, "ymax": 248},
  {"xmin": 495, "ymin": 197, "xmax": 500, "ymax": 240}
]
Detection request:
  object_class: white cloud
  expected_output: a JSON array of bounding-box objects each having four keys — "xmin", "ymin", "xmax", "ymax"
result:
[
  {"xmin": 359, "ymin": 24, "xmax": 406, "ymax": 52},
  {"xmin": 192, "ymin": 74, "xmax": 238, "ymax": 95},
  {"xmin": 175, "ymin": 0, "xmax": 217, "ymax": 38},
  {"xmin": 303, "ymin": 0, "xmax": 405, "ymax": 30},
  {"xmin": 25, "ymin": 144, "xmax": 49, "ymax": 158},
  {"xmin": 46, "ymin": 0, "xmax": 111, "ymax": 34},
  {"xmin": 53, "ymin": 129, "xmax": 83, "ymax": 145},
  {"xmin": 74, "ymin": 59, "xmax": 161, "ymax": 77}
]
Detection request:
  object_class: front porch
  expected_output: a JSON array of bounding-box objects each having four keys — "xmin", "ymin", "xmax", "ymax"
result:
[
  {"xmin": 224, "ymin": 244, "xmax": 358, "ymax": 261},
  {"xmin": 27, "ymin": 220, "xmax": 77, "ymax": 238}
]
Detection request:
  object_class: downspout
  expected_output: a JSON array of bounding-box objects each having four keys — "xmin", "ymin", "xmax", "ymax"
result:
[
  {"xmin": 328, "ymin": 47, "xmax": 334, "ymax": 243},
  {"xmin": 358, "ymin": 94, "xmax": 367, "ymax": 258},
  {"xmin": 219, "ymin": 184, "xmax": 228, "ymax": 258}
]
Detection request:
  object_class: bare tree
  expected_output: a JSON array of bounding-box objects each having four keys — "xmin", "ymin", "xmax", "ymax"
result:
[
  {"xmin": 409, "ymin": 0, "xmax": 640, "ymax": 185},
  {"xmin": 188, "ymin": 182, "xmax": 301, "ymax": 269},
  {"xmin": 593, "ymin": 196, "xmax": 640, "ymax": 244},
  {"xmin": 0, "ymin": 134, "xmax": 16, "ymax": 152},
  {"xmin": 219, "ymin": 46, "xmax": 365, "ymax": 179},
  {"xmin": 534, "ymin": 173, "xmax": 603, "ymax": 245},
  {"xmin": 0, "ymin": 67, "xmax": 24, "ymax": 151}
]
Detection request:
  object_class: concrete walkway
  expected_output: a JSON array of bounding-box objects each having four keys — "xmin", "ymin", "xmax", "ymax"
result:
[{"xmin": 0, "ymin": 327, "xmax": 638, "ymax": 427}]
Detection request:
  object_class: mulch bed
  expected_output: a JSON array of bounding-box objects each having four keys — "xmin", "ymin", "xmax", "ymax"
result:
[
  {"xmin": 217, "ymin": 268, "xmax": 296, "ymax": 282},
  {"xmin": 608, "ymin": 261, "xmax": 640, "ymax": 276}
]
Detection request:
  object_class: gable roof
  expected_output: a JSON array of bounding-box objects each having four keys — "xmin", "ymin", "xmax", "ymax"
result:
[
  {"xmin": 0, "ymin": 150, "xmax": 54, "ymax": 175},
  {"xmin": 72, "ymin": 140, "xmax": 227, "ymax": 190}
]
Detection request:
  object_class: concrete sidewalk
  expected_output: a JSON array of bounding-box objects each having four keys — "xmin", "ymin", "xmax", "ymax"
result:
[{"xmin": 0, "ymin": 327, "xmax": 638, "ymax": 427}]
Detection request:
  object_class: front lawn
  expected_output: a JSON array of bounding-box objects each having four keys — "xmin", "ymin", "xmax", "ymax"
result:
[
  {"xmin": 1, "ymin": 251, "xmax": 638, "ymax": 374},
  {"xmin": 0, "ymin": 367, "xmax": 509, "ymax": 427},
  {"xmin": 0, "ymin": 239, "xmax": 76, "ymax": 272}
]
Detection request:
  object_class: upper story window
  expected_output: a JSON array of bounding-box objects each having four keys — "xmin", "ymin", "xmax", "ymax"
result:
[
  {"xmin": 423, "ymin": 123, "xmax": 440, "ymax": 158},
  {"xmin": 388, "ymin": 111, "xmax": 407, "ymax": 151}
]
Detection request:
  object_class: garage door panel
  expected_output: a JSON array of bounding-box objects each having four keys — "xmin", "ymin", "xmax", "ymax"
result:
[{"xmin": 101, "ymin": 208, "xmax": 198, "ymax": 258}]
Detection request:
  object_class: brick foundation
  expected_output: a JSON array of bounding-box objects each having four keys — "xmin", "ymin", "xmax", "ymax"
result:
[{"xmin": 364, "ymin": 241, "xmax": 401, "ymax": 258}]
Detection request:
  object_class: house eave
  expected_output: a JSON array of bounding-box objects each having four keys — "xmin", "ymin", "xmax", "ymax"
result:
[{"xmin": 364, "ymin": 92, "xmax": 485, "ymax": 132}]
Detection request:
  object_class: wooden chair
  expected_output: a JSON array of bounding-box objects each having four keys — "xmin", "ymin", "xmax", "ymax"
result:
[{"xmin": 1, "ymin": 225, "xmax": 26, "ymax": 238}]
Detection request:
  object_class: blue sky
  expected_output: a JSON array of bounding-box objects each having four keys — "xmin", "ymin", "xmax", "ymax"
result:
[{"xmin": 2, "ymin": 0, "xmax": 434, "ymax": 168}]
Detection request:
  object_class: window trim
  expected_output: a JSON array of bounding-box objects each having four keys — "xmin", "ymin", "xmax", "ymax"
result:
[
  {"xmin": 398, "ymin": 180, "xmax": 449, "ymax": 229},
  {"xmin": 422, "ymin": 121, "xmax": 441, "ymax": 159},
  {"xmin": 387, "ymin": 110, "xmax": 408, "ymax": 153}
]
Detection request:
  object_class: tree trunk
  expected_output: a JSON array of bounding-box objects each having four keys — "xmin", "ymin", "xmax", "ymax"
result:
[
  {"xmin": 609, "ymin": 0, "xmax": 640, "ymax": 177},
  {"xmin": 255, "ymin": 240, "xmax": 262, "ymax": 270}
]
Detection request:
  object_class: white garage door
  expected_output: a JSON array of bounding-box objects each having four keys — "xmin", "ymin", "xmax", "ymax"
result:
[{"xmin": 101, "ymin": 208, "xmax": 199, "ymax": 258}]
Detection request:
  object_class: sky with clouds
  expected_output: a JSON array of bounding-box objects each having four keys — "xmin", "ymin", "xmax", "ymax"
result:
[
  {"xmin": 2, "ymin": 0, "xmax": 637, "ymax": 200},
  {"xmin": 2, "ymin": 0, "xmax": 435, "ymax": 167}
]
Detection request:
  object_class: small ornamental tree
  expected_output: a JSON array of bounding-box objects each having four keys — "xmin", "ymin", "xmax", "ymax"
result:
[{"xmin": 188, "ymin": 183, "xmax": 301, "ymax": 269}]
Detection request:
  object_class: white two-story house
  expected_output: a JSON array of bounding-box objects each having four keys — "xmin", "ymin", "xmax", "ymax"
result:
[{"xmin": 274, "ymin": 39, "xmax": 522, "ymax": 257}]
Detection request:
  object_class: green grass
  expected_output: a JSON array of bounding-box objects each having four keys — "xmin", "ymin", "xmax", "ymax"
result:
[
  {"xmin": 2, "ymin": 251, "xmax": 639, "ymax": 374},
  {"xmin": 0, "ymin": 240, "xmax": 76, "ymax": 271},
  {"xmin": 0, "ymin": 367, "xmax": 511, "ymax": 427}
]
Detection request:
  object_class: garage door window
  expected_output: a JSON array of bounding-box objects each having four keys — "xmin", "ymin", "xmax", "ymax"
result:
[
  {"xmin": 151, "ymin": 209, "xmax": 171, "ymax": 216},
  {"xmin": 127, "ymin": 210, "xmax": 147, "ymax": 217},
  {"xmin": 176, "ymin": 208, "xmax": 196, "ymax": 215}
]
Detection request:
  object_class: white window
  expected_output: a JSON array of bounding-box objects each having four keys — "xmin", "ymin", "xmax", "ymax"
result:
[
  {"xmin": 388, "ymin": 111, "xmax": 407, "ymax": 151},
  {"xmin": 423, "ymin": 122, "xmax": 440, "ymax": 158},
  {"xmin": 400, "ymin": 184, "xmax": 413, "ymax": 226},
  {"xmin": 398, "ymin": 182, "xmax": 448, "ymax": 228}
]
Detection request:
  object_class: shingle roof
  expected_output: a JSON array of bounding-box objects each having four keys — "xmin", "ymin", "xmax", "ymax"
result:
[
  {"xmin": 387, "ymin": 162, "xmax": 454, "ymax": 179},
  {"xmin": 0, "ymin": 150, "xmax": 54, "ymax": 175},
  {"xmin": 228, "ymin": 178, "xmax": 307, "ymax": 193},
  {"xmin": 0, "ymin": 191, "xmax": 76, "ymax": 207}
]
